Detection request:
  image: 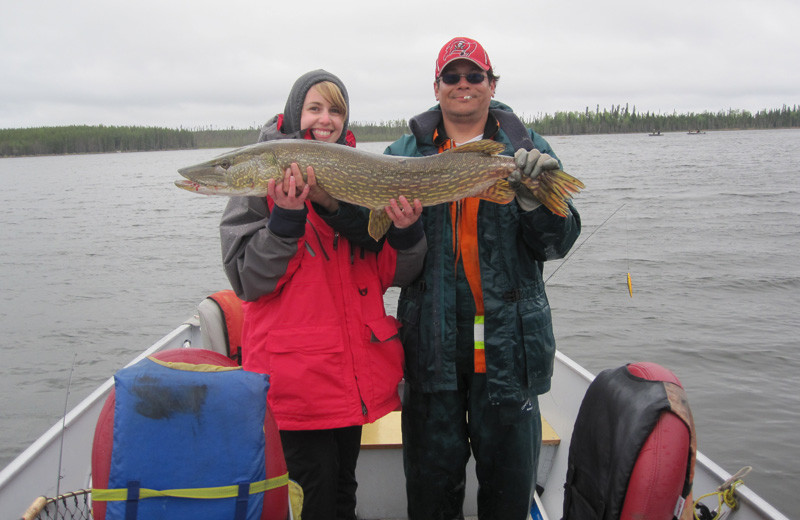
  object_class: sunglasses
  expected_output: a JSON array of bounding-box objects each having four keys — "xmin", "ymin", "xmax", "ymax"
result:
[{"xmin": 439, "ymin": 72, "xmax": 487, "ymax": 85}]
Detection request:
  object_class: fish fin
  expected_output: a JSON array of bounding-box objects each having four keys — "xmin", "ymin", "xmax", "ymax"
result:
[
  {"xmin": 368, "ymin": 210, "xmax": 393, "ymax": 241},
  {"xmin": 475, "ymin": 179, "xmax": 516, "ymax": 204},
  {"xmin": 521, "ymin": 169, "xmax": 585, "ymax": 217},
  {"xmin": 443, "ymin": 139, "xmax": 506, "ymax": 156}
]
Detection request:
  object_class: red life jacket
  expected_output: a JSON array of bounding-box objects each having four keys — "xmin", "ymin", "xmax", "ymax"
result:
[{"xmin": 563, "ymin": 362, "xmax": 697, "ymax": 520}]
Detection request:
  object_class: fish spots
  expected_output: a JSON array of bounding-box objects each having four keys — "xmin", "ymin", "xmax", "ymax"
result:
[{"xmin": 131, "ymin": 375, "xmax": 208, "ymax": 420}]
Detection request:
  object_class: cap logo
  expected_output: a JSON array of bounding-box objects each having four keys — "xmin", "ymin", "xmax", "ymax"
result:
[{"xmin": 444, "ymin": 39, "xmax": 478, "ymax": 60}]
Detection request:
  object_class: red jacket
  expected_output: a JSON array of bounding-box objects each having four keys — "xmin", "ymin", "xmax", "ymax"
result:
[{"xmin": 241, "ymin": 204, "xmax": 403, "ymax": 431}]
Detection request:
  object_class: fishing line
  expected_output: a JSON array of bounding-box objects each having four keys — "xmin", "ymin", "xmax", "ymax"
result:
[
  {"xmin": 545, "ymin": 203, "xmax": 626, "ymax": 284},
  {"xmin": 626, "ymin": 207, "xmax": 633, "ymax": 297},
  {"xmin": 55, "ymin": 353, "xmax": 77, "ymax": 507}
]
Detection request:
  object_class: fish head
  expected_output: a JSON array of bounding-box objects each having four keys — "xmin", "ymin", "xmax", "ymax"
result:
[{"xmin": 176, "ymin": 143, "xmax": 276, "ymax": 196}]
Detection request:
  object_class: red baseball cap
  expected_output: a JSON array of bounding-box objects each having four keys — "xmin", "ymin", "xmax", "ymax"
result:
[{"xmin": 435, "ymin": 37, "xmax": 493, "ymax": 78}]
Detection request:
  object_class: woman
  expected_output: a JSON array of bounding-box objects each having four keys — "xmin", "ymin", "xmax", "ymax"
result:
[{"xmin": 219, "ymin": 69, "xmax": 425, "ymax": 520}]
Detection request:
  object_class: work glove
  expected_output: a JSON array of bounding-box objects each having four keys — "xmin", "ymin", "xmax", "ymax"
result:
[
  {"xmin": 514, "ymin": 148, "xmax": 560, "ymax": 179},
  {"xmin": 509, "ymin": 148, "xmax": 560, "ymax": 211}
]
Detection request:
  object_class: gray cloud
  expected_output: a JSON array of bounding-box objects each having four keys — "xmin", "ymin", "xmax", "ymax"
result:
[{"xmin": 2, "ymin": 0, "xmax": 798, "ymax": 129}]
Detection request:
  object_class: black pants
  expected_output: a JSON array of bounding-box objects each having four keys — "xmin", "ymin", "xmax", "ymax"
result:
[
  {"xmin": 402, "ymin": 373, "xmax": 541, "ymax": 520},
  {"xmin": 279, "ymin": 426, "xmax": 362, "ymax": 520}
]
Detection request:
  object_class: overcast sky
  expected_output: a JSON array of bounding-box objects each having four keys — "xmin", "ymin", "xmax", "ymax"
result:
[{"xmin": 2, "ymin": 0, "xmax": 798, "ymax": 129}]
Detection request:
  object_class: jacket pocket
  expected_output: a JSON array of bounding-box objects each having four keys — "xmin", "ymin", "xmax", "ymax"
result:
[
  {"xmin": 266, "ymin": 326, "xmax": 348, "ymax": 416},
  {"xmin": 363, "ymin": 316, "xmax": 404, "ymax": 410},
  {"xmin": 365, "ymin": 315, "xmax": 401, "ymax": 342},
  {"xmin": 519, "ymin": 304, "xmax": 556, "ymax": 384}
]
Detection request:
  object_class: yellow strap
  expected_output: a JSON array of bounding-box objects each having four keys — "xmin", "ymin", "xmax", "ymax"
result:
[
  {"xmin": 92, "ymin": 473, "xmax": 289, "ymax": 502},
  {"xmin": 146, "ymin": 356, "xmax": 242, "ymax": 372}
]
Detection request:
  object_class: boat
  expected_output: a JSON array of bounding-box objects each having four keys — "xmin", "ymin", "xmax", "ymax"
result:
[
  {"xmin": 687, "ymin": 130, "xmax": 707, "ymax": 135},
  {"xmin": 648, "ymin": 130, "xmax": 663, "ymax": 136},
  {"xmin": 0, "ymin": 294, "xmax": 790, "ymax": 520}
]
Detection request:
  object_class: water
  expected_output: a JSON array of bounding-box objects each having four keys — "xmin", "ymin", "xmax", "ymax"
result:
[{"xmin": 1, "ymin": 130, "xmax": 798, "ymax": 516}]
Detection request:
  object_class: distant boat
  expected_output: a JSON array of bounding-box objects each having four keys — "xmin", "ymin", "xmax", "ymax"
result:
[
  {"xmin": 648, "ymin": 130, "xmax": 662, "ymax": 136},
  {"xmin": 687, "ymin": 130, "xmax": 706, "ymax": 135}
]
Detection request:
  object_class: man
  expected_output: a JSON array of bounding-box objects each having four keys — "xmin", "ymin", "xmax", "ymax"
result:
[{"xmin": 386, "ymin": 37, "xmax": 581, "ymax": 519}]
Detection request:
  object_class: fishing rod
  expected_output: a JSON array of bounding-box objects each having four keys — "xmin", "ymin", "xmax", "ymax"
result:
[
  {"xmin": 545, "ymin": 203, "xmax": 627, "ymax": 285},
  {"xmin": 55, "ymin": 353, "xmax": 77, "ymax": 511}
]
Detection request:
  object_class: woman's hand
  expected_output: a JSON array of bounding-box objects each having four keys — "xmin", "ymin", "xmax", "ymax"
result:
[
  {"xmin": 268, "ymin": 163, "xmax": 309, "ymax": 210},
  {"xmin": 385, "ymin": 195, "xmax": 422, "ymax": 229}
]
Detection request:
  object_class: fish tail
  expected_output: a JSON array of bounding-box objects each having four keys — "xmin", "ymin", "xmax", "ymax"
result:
[
  {"xmin": 521, "ymin": 169, "xmax": 584, "ymax": 217},
  {"xmin": 525, "ymin": 179, "xmax": 569, "ymax": 216},
  {"xmin": 540, "ymin": 170, "xmax": 584, "ymax": 196}
]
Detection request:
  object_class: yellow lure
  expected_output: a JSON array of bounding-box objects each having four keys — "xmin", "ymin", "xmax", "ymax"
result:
[{"xmin": 627, "ymin": 273, "xmax": 633, "ymax": 297}]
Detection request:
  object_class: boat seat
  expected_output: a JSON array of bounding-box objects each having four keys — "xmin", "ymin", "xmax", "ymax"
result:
[
  {"xmin": 360, "ymin": 410, "xmax": 560, "ymax": 449},
  {"xmin": 542, "ymin": 417, "xmax": 560, "ymax": 446},
  {"xmin": 361, "ymin": 410, "xmax": 403, "ymax": 449},
  {"xmin": 197, "ymin": 289, "xmax": 244, "ymax": 364}
]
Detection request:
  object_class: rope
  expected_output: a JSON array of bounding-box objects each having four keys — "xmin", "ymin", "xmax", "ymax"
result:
[{"xmin": 693, "ymin": 466, "xmax": 751, "ymax": 520}]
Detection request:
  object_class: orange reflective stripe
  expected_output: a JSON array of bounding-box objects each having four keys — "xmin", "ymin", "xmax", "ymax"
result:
[
  {"xmin": 460, "ymin": 198, "xmax": 483, "ymax": 314},
  {"xmin": 474, "ymin": 349, "xmax": 486, "ymax": 373},
  {"xmin": 439, "ymin": 139, "xmax": 486, "ymax": 315}
]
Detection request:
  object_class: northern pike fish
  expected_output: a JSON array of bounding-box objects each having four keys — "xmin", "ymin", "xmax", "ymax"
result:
[{"xmin": 176, "ymin": 139, "xmax": 584, "ymax": 240}]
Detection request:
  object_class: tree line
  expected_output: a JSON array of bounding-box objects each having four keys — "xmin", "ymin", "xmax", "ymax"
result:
[
  {"xmin": 0, "ymin": 125, "xmax": 196, "ymax": 157},
  {"xmin": 524, "ymin": 104, "xmax": 800, "ymax": 135},
  {"xmin": 1, "ymin": 106, "xmax": 798, "ymax": 157}
]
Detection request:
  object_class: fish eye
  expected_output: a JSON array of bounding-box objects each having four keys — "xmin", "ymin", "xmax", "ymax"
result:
[{"xmin": 219, "ymin": 159, "xmax": 232, "ymax": 170}]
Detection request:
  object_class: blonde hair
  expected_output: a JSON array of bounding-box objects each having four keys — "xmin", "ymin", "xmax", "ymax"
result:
[{"xmin": 311, "ymin": 81, "xmax": 348, "ymax": 121}]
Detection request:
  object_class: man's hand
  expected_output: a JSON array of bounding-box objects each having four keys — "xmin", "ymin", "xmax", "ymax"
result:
[
  {"xmin": 509, "ymin": 148, "xmax": 559, "ymax": 212},
  {"xmin": 514, "ymin": 148, "xmax": 559, "ymax": 179}
]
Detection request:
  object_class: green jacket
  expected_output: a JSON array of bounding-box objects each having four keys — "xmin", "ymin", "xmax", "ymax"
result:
[{"xmin": 386, "ymin": 101, "xmax": 581, "ymax": 405}]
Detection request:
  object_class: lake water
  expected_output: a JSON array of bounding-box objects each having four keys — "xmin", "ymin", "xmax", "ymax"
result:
[{"xmin": 1, "ymin": 129, "xmax": 798, "ymax": 516}]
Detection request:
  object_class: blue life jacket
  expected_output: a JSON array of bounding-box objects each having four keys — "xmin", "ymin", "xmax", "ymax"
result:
[{"xmin": 92, "ymin": 355, "xmax": 277, "ymax": 520}]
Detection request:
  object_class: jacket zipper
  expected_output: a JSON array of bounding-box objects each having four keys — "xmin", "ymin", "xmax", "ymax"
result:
[{"xmin": 306, "ymin": 220, "xmax": 330, "ymax": 260}]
